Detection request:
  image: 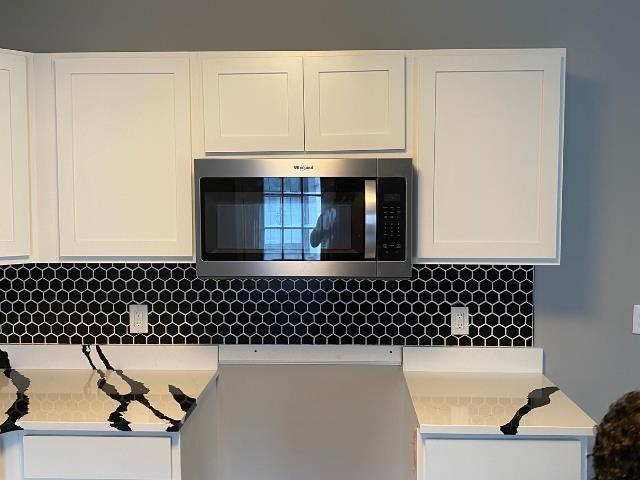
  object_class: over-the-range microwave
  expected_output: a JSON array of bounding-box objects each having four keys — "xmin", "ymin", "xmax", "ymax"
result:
[{"xmin": 194, "ymin": 158, "xmax": 412, "ymax": 278}]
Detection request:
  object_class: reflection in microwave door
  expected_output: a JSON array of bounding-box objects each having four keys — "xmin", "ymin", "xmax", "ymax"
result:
[{"xmin": 309, "ymin": 207, "xmax": 337, "ymax": 248}]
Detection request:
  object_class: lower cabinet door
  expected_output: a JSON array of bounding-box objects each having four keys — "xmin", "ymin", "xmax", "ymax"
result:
[
  {"xmin": 23, "ymin": 435, "xmax": 172, "ymax": 480},
  {"xmin": 423, "ymin": 438, "xmax": 582, "ymax": 480}
]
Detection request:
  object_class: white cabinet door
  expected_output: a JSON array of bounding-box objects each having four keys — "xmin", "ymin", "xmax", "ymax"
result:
[
  {"xmin": 415, "ymin": 51, "xmax": 564, "ymax": 263},
  {"xmin": 0, "ymin": 51, "xmax": 31, "ymax": 258},
  {"xmin": 55, "ymin": 56, "xmax": 193, "ymax": 257},
  {"xmin": 23, "ymin": 435, "xmax": 172, "ymax": 479},
  {"xmin": 200, "ymin": 56, "xmax": 304, "ymax": 153},
  {"xmin": 422, "ymin": 438, "xmax": 582, "ymax": 480},
  {"xmin": 304, "ymin": 54, "xmax": 406, "ymax": 151}
]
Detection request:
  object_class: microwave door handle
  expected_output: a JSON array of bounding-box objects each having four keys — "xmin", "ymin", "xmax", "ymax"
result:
[{"xmin": 364, "ymin": 180, "xmax": 377, "ymax": 260}]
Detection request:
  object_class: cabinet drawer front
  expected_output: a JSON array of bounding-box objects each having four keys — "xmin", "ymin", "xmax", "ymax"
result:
[
  {"xmin": 23, "ymin": 435, "xmax": 172, "ymax": 479},
  {"xmin": 423, "ymin": 438, "xmax": 582, "ymax": 480}
]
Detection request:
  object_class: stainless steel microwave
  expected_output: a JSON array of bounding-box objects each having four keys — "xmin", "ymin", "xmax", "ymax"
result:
[{"xmin": 194, "ymin": 158, "xmax": 412, "ymax": 278}]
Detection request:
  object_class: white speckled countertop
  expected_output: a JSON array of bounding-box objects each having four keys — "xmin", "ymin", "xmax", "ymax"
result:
[
  {"xmin": 0, "ymin": 344, "xmax": 596, "ymax": 440},
  {"xmin": 0, "ymin": 368, "xmax": 215, "ymax": 432},
  {"xmin": 405, "ymin": 372, "xmax": 596, "ymax": 436},
  {"xmin": 0, "ymin": 344, "xmax": 218, "ymax": 433},
  {"xmin": 402, "ymin": 347, "xmax": 596, "ymax": 437}
]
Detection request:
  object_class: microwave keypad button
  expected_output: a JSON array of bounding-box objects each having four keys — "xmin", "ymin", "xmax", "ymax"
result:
[{"xmin": 377, "ymin": 177, "xmax": 406, "ymax": 262}]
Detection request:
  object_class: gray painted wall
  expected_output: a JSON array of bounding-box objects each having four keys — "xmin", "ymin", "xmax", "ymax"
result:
[
  {"xmin": 212, "ymin": 364, "xmax": 416, "ymax": 480},
  {"xmin": 2, "ymin": 0, "xmax": 639, "ymax": 420}
]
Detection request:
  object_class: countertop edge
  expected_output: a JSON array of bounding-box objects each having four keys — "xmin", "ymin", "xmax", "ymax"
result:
[{"xmin": 418, "ymin": 424, "xmax": 596, "ymax": 437}]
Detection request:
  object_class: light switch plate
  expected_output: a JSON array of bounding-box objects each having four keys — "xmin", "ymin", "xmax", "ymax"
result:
[
  {"xmin": 450, "ymin": 306, "xmax": 469, "ymax": 335},
  {"xmin": 633, "ymin": 305, "xmax": 640, "ymax": 335},
  {"xmin": 129, "ymin": 304, "xmax": 149, "ymax": 334}
]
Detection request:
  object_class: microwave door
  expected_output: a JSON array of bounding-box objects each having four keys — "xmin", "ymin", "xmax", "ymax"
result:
[{"xmin": 199, "ymin": 177, "xmax": 369, "ymax": 263}]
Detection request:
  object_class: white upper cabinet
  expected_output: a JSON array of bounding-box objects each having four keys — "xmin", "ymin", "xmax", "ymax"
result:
[
  {"xmin": 0, "ymin": 51, "xmax": 31, "ymax": 259},
  {"xmin": 54, "ymin": 56, "xmax": 193, "ymax": 258},
  {"xmin": 303, "ymin": 54, "xmax": 406, "ymax": 151},
  {"xmin": 194, "ymin": 53, "xmax": 407, "ymax": 154},
  {"xmin": 415, "ymin": 50, "xmax": 565, "ymax": 263},
  {"xmin": 199, "ymin": 56, "xmax": 304, "ymax": 153}
]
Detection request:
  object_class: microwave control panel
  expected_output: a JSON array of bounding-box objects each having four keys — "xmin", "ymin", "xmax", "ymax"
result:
[{"xmin": 377, "ymin": 178, "xmax": 406, "ymax": 261}]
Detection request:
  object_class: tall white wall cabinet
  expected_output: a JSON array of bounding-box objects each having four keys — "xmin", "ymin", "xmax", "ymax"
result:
[
  {"xmin": 415, "ymin": 50, "xmax": 565, "ymax": 263},
  {"xmin": 0, "ymin": 50, "xmax": 31, "ymax": 260},
  {"xmin": 54, "ymin": 56, "xmax": 193, "ymax": 257}
]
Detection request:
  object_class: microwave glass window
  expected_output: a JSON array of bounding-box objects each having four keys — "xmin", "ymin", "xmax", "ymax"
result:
[{"xmin": 201, "ymin": 178, "xmax": 366, "ymax": 261}]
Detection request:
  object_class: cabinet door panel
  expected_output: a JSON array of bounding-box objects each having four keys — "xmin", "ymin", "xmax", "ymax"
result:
[
  {"xmin": 23, "ymin": 435, "xmax": 172, "ymax": 479},
  {"xmin": 304, "ymin": 55, "xmax": 405, "ymax": 151},
  {"xmin": 0, "ymin": 52, "xmax": 30, "ymax": 258},
  {"xmin": 416, "ymin": 52, "xmax": 563, "ymax": 262},
  {"xmin": 201, "ymin": 56, "xmax": 304, "ymax": 152},
  {"xmin": 423, "ymin": 439, "xmax": 582, "ymax": 480},
  {"xmin": 55, "ymin": 57, "xmax": 192, "ymax": 257}
]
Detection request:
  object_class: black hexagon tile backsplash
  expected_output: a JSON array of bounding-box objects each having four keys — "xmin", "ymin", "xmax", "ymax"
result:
[{"xmin": 0, "ymin": 264, "xmax": 533, "ymax": 346}]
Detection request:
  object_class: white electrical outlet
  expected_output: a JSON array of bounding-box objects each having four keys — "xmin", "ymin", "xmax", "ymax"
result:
[
  {"xmin": 129, "ymin": 304, "xmax": 149, "ymax": 334},
  {"xmin": 633, "ymin": 305, "xmax": 640, "ymax": 335},
  {"xmin": 450, "ymin": 306, "xmax": 470, "ymax": 335}
]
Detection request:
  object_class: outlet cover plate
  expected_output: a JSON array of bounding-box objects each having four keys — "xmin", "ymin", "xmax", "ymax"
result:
[
  {"xmin": 129, "ymin": 304, "xmax": 149, "ymax": 334},
  {"xmin": 450, "ymin": 306, "xmax": 470, "ymax": 336},
  {"xmin": 633, "ymin": 305, "xmax": 640, "ymax": 335}
]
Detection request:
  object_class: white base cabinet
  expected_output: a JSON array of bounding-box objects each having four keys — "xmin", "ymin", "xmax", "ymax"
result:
[
  {"xmin": 23, "ymin": 435, "xmax": 173, "ymax": 480},
  {"xmin": 415, "ymin": 50, "xmax": 565, "ymax": 264},
  {"xmin": 418, "ymin": 436, "xmax": 587, "ymax": 480},
  {"xmin": 0, "ymin": 432, "xmax": 181, "ymax": 480}
]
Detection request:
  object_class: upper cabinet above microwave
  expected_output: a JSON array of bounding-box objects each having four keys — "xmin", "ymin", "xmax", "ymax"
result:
[
  {"xmin": 414, "ymin": 50, "xmax": 565, "ymax": 264},
  {"xmin": 303, "ymin": 55, "xmax": 405, "ymax": 151},
  {"xmin": 200, "ymin": 56, "xmax": 305, "ymax": 153},
  {"xmin": 193, "ymin": 53, "xmax": 406, "ymax": 154}
]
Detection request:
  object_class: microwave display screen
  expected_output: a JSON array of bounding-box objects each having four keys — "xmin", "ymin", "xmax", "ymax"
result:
[{"xmin": 201, "ymin": 177, "xmax": 367, "ymax": 261}]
